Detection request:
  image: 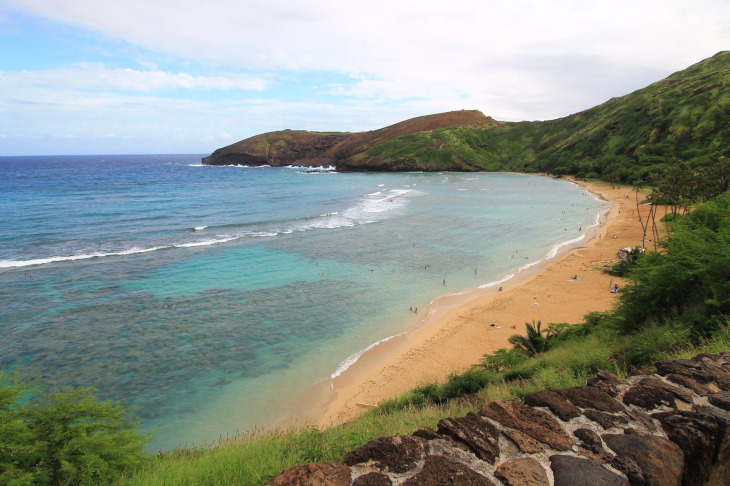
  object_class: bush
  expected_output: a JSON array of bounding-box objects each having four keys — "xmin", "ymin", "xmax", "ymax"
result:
[{"xmin": 0, "ymin": 371, "xmax": 148, "ymax": 485}]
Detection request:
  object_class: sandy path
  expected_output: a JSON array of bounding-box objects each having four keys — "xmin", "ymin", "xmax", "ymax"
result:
[{"xmin": 315, "ymin": 178, "xmax": 649, "ymax": 427}]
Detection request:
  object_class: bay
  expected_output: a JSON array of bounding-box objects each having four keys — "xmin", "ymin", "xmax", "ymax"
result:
[{"xmin": 0, "ymin": 154, "xmax": 608, "ymax": 451}]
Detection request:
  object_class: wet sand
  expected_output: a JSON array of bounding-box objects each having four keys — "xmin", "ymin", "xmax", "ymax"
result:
[{"xmin": 315, "ymin": 178, "xmax": 648, "ymax": 427}]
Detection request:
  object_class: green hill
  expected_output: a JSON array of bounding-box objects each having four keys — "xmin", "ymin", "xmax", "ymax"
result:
[{"xmin": 204, "ymin": 51, "xmax": 729, "ymax": 185}]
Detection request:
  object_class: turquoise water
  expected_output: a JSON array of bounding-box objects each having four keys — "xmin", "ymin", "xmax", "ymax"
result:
[{"xmin": 0, "ymin": 155, "xmax": 608, "ymax": 450}]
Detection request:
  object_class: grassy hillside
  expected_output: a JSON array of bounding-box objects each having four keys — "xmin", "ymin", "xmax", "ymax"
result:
[{"xmin": 354, "ymin": 51, "xmax": 729, "ymax": 181}]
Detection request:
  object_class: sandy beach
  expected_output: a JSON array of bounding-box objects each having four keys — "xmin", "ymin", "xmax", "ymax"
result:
[{"xmin": 316, "ymin": 178, "xmax": 649, "ymax": 427}]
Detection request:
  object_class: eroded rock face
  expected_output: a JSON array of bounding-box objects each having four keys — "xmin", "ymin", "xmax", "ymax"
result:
[{"xmin": 267, "ymin": 353, "xmax": 730, "ymax": 486}]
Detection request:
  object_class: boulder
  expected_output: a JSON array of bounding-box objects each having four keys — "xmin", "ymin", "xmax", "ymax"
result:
[
  {"xmin": 524, "ymin": 390, "xmax": 581, "ymax": 421},
  {"xmin": 436, "ymin": 412, "xmax": 501, "ymax": 464},
  {"xmin": 550, "ymin": 455, "xmax": 629, "ymax": 486},
  {"xmin": 583, "ymin": 409, "xmax": 629, "ymax": 430},
  {"xmin": 652, "ymin": 411, "xmax": 722, "ymax": 486},
  {"xmin": 352, "ymin": 472, "xmax": 392, "ymax": 486},
  {"xmin": 494, "ymin": 457, "xmax": 549, "ymax": 486},
  {"xmin": 654, "ymin": 357, "xmax": 730, "ymax": 391},
  {"xmin": 265, "ymin": 462, "xmax": 351, "ymax": 486},
  {"xmin": 602, "ymin": 433, "xmax": 684, "ymax": 486},
  {"xmin": 480, "ymin": 400, "xmax": 573, "ymax": 451},
  {"xmin": 401, "ymin": 455, "xmax": 496, "ymax": 486},
  {"xmin": 556, "ymin": 386, "xmax": 625, "ymax": 413},
  {"xmin": 344, "ymin": 435, "xmax": 428, "ymax": 473},
  {"xmin": 623, "ymin": 377, "xmax": 693, "ymax": 410}
]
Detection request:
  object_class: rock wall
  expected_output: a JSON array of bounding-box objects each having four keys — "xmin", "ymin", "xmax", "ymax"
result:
[{"xmin": 266, "ymin": 353, "xmax": 730, "ymax": 485}]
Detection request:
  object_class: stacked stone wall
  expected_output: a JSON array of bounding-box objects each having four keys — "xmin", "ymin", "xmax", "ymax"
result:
[{"xmin": 267, "ymin": 353, "xmax": 730, "ymax": 485}]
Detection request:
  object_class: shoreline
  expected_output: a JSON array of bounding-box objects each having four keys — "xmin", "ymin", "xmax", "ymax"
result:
[{"xmin": 305, "ymin": 177, "xmax": 646, "ymax": 428}]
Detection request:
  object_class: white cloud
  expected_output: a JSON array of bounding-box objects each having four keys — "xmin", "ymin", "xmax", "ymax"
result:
[
  {"xmin": 1, "ymin": 63, "xmax": 269, "ymax": 92},
  {"xmin": 1, "ymin": 0, "xmax": 729, "ymax": 154}
]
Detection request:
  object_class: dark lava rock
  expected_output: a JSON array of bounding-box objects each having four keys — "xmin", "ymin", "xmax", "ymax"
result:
[
  {"xmin": 708, "ymin": 390, "xmax": 730, "ymax": 411},
  {"xmin": 436, "ymin": 412, "xmax": 500, "ymax": 464},
  {"xmin": 625, "ymin": 409, "xmax": 659, "ymax": 432},
  {"xmin": 583, "ymin": 408, "xmax": 629, "ymax": 430},
  {"xmin": 665, "ymin": 373, "xmax": 713, "ymax": 396},
  {"xmin": 652, "ymin": 411, "xmax": 722, "ymax": 486},
  {"xmin": 608, "ymin": 456, "xmax": 645, "ymax": 486},
  {"xmin": 587, "ymin": 371, "xmax": 622, "ymax": 397},
  {"xmin": 480, "ymin": 400, "xmax": 573, "ymax": 451},
  {"xmin": 524, "ymin": 390, "xmax": 581, "ymax": 421},
  {"xmin": 623, "ymin": 377, "xmax": 693, "ymax": 410},
  {"xmin": 265, "ymin": 461, "xmax": 351, "ymax": 486},
  {"xmin": 344, "ymin": 435, "xmax": 428, "ymax": 473},
  {"xmin": 494, "ymin": 457, "xmax": 549, "ymax": 486},
  {"xmin": 352, "ymin": 472, "xmax": 392, "ymax": 486},
  {"xmin": 602, "ymin": 433, "xmax": 684, "ymax": 486},
  {"xmin": 556, "ymin": 386, "xmax": 625, "ymax": 413},
  {"xmin": 550, "ymin": 455, "xmax": 629, "ymax": 486},
  {"xmin": 502, "ymin": 428, "xmax": 544, "ymax": 454},
  {"xmin": 401, "ymin": 455, "xmax": 496, "ymax": 486},
  {"xmin": 574, "ymin": 428, "xmax": 603, "ymax": 451},
  {"xmin": 655, "ymin": 357, "xmax": 730, "ymax": 391},
  {"xmin": 413, "ymin": 428, "xmax": 441, "ymax": 441}
]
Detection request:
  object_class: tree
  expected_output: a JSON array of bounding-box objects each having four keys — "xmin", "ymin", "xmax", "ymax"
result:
[
  {"xmin": 0, "ymin": 371, "xmax": 149, "ymax": 485},
  {"xmin": 508, "ymin": 320, "xmax": 550, "ymax": 357},
  {"xmin": 616, "ymin": 191, "xmax": 730, "ymax": 334}
]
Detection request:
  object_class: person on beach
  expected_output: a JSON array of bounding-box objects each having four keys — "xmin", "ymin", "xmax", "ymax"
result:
[{"xmin": 443, "ymin": 278, "xmax": 446, "ymax": 286}]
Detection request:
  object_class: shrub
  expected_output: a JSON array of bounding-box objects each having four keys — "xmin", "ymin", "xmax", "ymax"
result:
[{"xmin": 0, "ymin": 371, "xmax": 148, "ymax": 485}]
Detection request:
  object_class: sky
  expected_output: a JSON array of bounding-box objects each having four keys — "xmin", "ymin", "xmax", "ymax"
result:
[{"xmin": 0, "ymin": 0, "xmax": 728, "ymax": 156}]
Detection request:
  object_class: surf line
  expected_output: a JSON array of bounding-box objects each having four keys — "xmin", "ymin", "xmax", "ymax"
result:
[{"xmin": 330, "ymin": 332, "xmax": 407, "ymax": 387}]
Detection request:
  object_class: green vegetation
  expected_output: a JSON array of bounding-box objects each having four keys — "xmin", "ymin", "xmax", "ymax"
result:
[
  {"xmin": 362, "ymin": 51, "xmax": 729, "ymax": 182},
  {"xmin": 0, "ymin": 375, "xmax": 148, "ymax": 485},
  {"xmin": 4, "ymin": 52, "xmax": 729, "ymax": 485}
]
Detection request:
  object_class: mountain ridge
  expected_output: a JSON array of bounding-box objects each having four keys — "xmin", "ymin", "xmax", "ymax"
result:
[{"xmin": 203, "ymin": 51, "xmax": 729, "ymax": 183}]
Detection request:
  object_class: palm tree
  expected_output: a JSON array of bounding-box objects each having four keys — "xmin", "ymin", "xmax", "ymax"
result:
[{"xmin": 508, "ymin": 320, "xmax": 549, "ymax": 357}]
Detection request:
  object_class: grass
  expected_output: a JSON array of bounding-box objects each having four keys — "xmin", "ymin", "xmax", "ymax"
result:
[{"xmin": 119, "ymin": 318, "xmax": 729, "ymax": 485}]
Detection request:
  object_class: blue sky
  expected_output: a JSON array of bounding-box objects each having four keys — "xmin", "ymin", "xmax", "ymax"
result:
[{"xmin": 1, "ymin": 0, "xmax": 728, "ymax": 156}]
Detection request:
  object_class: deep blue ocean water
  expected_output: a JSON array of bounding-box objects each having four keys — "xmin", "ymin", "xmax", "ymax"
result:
[{"xmin": 0, "ymin": 154, "xmax": 609, "ymax": 451}]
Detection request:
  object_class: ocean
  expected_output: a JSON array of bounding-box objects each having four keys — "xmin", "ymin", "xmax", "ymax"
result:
[{"xmin": 0, "ymin": 154, "xmax": 609, "ymax": 451}]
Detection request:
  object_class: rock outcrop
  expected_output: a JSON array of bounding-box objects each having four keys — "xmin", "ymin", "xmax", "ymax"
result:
[
  {"xmin": 266, "ymin": 353, "xmax": 730, "ymax": 485},
  {"xmin": 201, "ymin": 110, "xmax": 498, "ymax": 170}
]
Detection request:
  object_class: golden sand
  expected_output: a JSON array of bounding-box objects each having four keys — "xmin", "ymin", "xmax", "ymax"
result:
[{"xmin": 315, "ymin": 178, "xmax": 650, "ymax": 427}]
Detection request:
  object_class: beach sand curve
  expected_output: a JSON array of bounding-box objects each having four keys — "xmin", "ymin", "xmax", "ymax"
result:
[{"xmin": 313, "ymin": 178, "xmax": 650, "ymax": 428}]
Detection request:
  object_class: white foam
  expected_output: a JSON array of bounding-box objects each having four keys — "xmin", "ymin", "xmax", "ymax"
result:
[
  {"xmin": 478, "ymin": 272, "xmax": 515, "ymax": 288},
  {"xmin": 0, "ymin": 246, "xmax": 167, "ymax": 269},
  {"xmin": 187, "ymin": 163, "xmax": 204, "ymax": 167},
  {"xmin": 174, "ymin": 236, "xmax": 239, "ymax": 248},
  {"xmin": 194, "ymin": 226, "xmax": 208, "ymax": 231},
  {"xmin": 546, "ymin": 234, "xmax": 585, "ymax": 259},
  {"xmin": 330, "ymin": 333, "xmax": 406, "ymax": 380}
]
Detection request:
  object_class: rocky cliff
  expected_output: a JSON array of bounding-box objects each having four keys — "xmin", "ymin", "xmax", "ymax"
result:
[
  {"xmin": 267, "ymin": 353, "xmax": 730, "ymax": 485},
  {"xmin": 201, "ymin": 110, "xmax": 498, "ymax": 170}
]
